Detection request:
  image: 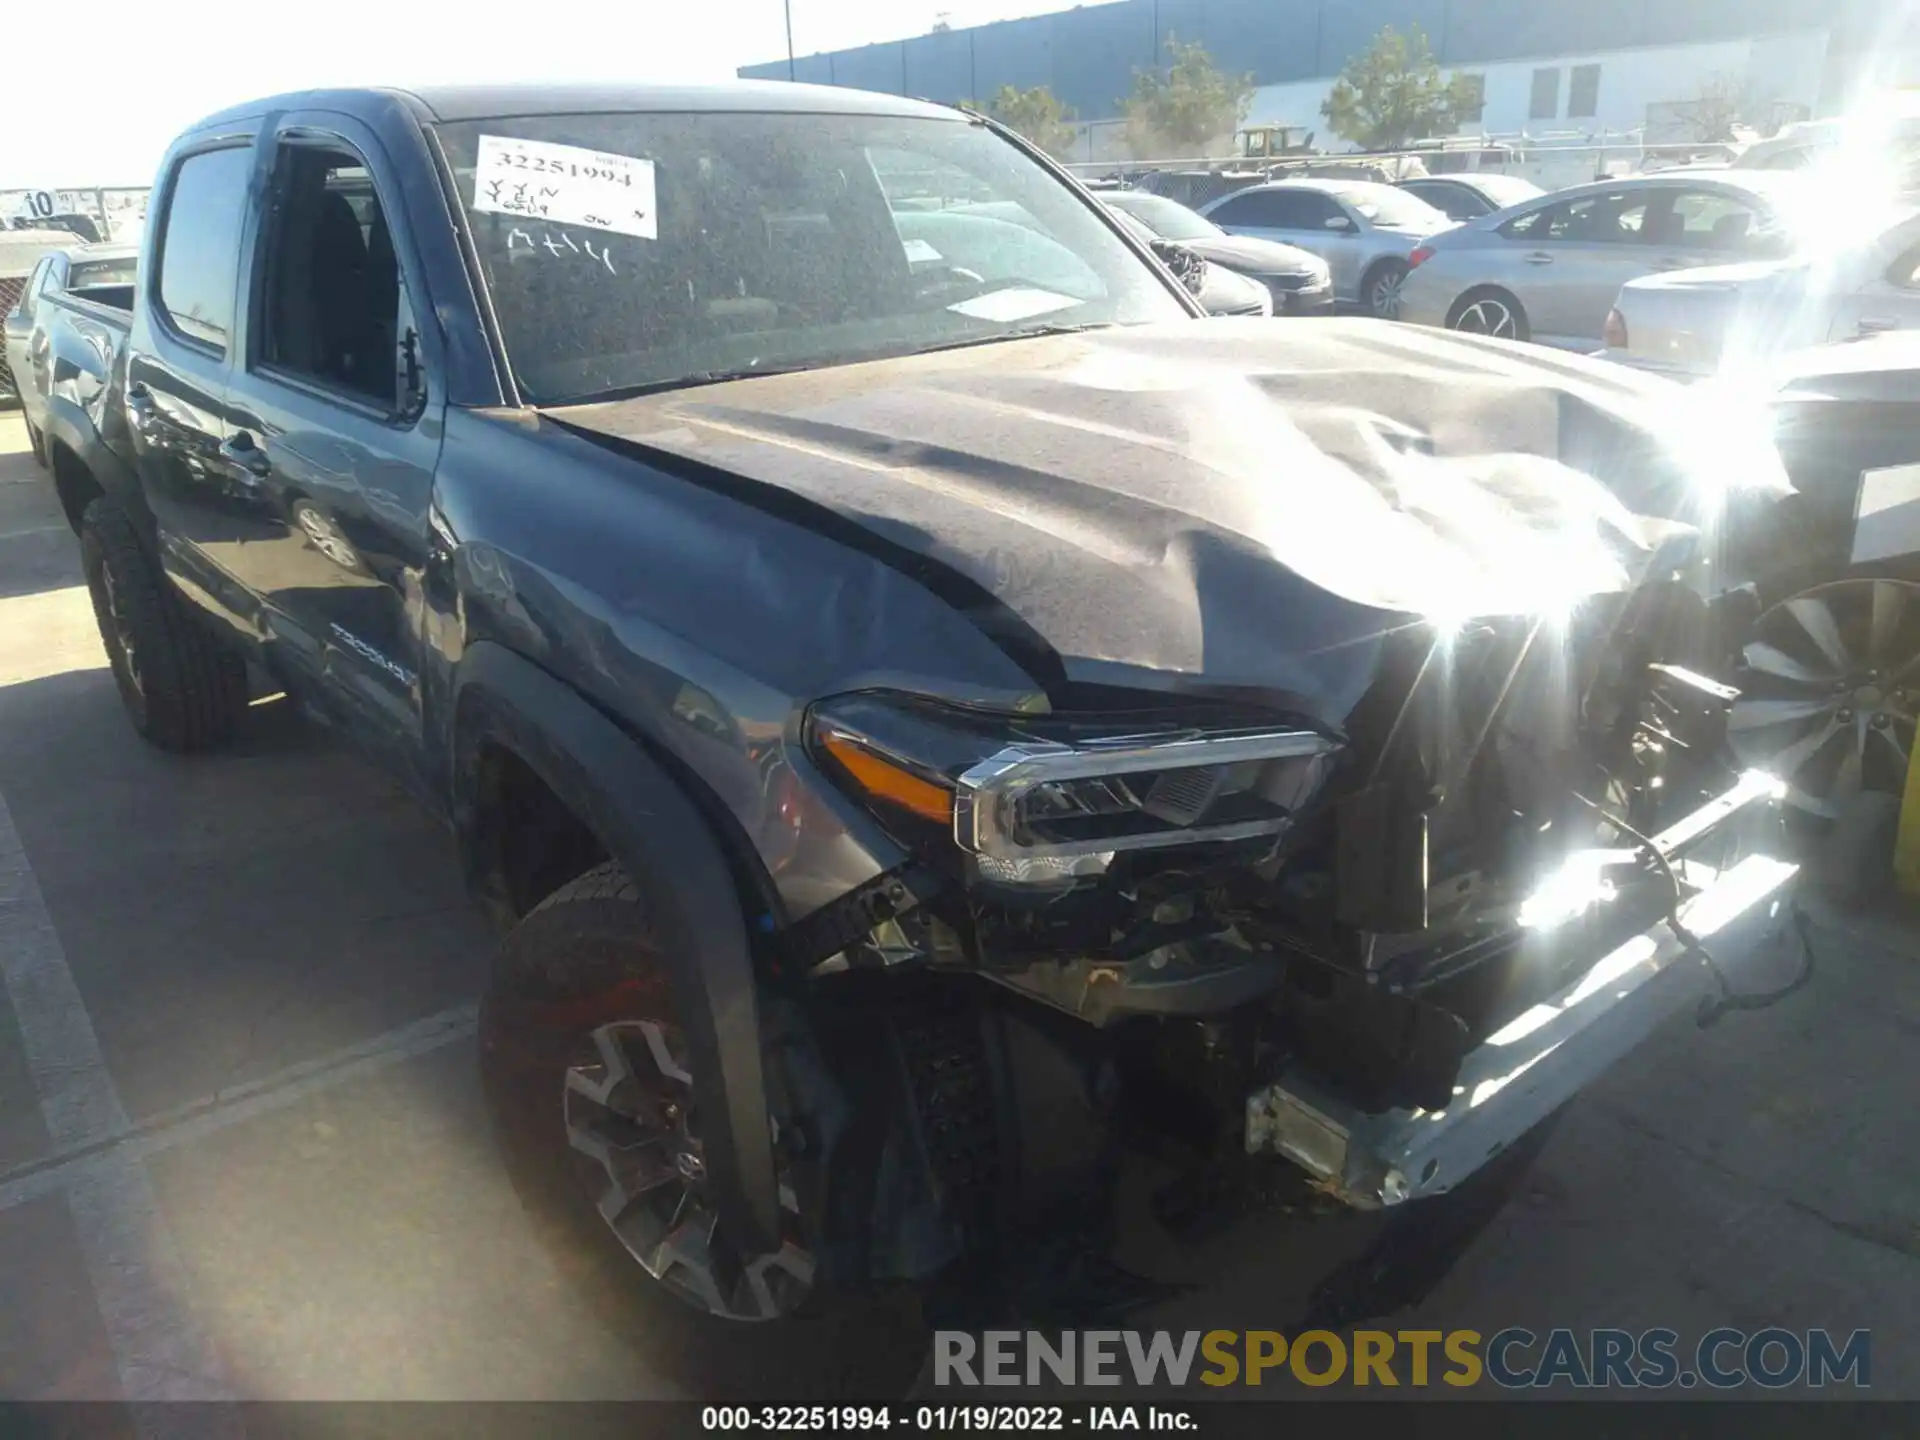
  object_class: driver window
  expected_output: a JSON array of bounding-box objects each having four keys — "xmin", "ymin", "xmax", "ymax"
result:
[{"xmin": 257, "ymin": 143, "xmax": 402, "ymax": 408}]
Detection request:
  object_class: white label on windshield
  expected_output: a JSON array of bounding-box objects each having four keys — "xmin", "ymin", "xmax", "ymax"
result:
[
  {"xmin": 947, "ymin": 287, "xmax": 1080, "ymax": 323},
  {"xmin": 901, "ymin": 238, "xmax": 943, "ymax": 264},
  {"xmin": 473, "ymin": 135, "xmax": 658, "ymax": 240}
]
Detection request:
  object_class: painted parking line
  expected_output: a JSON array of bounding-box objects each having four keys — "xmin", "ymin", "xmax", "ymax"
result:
[
  {"xmin": 0, "ymin": 783, "xmax": 234, "ymax": 1402},
  {"xmin": 0, "ymin": 1001, "xmax": 479, "ymax": 1212}
]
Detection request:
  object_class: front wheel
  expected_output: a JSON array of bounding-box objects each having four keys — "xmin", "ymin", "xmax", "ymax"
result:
[
  {"xmin": 1363, "ymin": 260, "xmax": 1410, "ymax": 319},
  {"xmin": 479, "ymin": 863, "xmax": 926, "ymax": 1397}
]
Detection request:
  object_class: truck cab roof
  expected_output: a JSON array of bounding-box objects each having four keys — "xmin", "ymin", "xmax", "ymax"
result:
[{"xmin": 186, "ymin": 80, "xmax": 963, "ymax": 135}]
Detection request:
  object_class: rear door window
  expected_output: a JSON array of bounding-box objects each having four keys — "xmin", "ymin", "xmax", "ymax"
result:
[{"xmin": 154, "ymin": 145, "xmax": 254, "ymax": 352}]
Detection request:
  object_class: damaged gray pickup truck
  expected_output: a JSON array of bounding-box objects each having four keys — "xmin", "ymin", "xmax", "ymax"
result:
[{"xmin": 60, "ymin": 81, "xmax": 1806, "ymax": 1393}]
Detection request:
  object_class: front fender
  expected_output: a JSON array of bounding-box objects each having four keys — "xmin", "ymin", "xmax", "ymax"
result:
[{"xmin": 451, "ymin": 640, "xmax": 781, "ymax": 1254}]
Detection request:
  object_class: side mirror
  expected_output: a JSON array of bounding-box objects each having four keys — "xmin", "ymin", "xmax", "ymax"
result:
[
  {"xmin": 1149, "ymin": 238, "xmax": 1208, "ymax": 297},
  {"xmin": 1325, "ymin": 216, "xmax": 1355, "ymax": 231}
]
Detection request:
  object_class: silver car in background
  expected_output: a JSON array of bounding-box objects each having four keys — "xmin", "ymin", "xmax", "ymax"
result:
[
  {"xmin": 1601, "ymin": 208, "xmax": 1920, "ymax": 379},
  {"xmin": 1196, "ymin": 179, "xmax": 1452, "ymax": 316},
  {"xmin": 1396, "ymin": 173, "xmax": 1545, "ymax": 222},
  {"xmin": 1397, "ymin": 173, "xmax": 1803, "ymax": 350}
]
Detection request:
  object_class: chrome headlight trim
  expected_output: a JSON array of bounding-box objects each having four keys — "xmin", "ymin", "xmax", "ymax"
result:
[{"xmin": 953, "ymin": 729, "xmax": 1340, "ymax": 861}]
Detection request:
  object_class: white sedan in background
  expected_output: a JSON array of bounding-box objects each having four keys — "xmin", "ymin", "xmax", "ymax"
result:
[{"xmin": 1599, "ymin": 208, "xmax": 1920, "ymax": 380}]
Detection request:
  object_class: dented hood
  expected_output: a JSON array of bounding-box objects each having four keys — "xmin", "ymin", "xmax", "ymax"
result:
[{"xmin": 552, "ymin": 319, "xmax": 1757, "ymax": 717}]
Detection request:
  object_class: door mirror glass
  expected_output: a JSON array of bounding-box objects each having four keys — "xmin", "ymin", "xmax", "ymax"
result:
[{"xmin": 1324, "ymin": 215, "xmax": 1353, "ymax": 231}]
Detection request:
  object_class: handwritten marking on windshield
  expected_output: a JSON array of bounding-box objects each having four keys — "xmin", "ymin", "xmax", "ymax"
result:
[{"xmin": 505, "ymin": 227, "xmax": 616, "ymax": 274}]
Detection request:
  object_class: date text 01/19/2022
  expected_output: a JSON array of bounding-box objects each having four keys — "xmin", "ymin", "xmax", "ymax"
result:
[{"xmin": 700, "ymin": 1407, "xmax": 1197, "ymax": 1432}]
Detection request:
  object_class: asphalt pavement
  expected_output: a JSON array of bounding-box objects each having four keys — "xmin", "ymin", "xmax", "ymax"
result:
[{"xmin": 0, "ymin": 411, "xmax": 1914, "ymax": 1403}]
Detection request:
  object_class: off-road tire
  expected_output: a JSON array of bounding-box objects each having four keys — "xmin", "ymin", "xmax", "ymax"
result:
[
  {"xmin": 79, "ymin": 498, "xmax": 249, "ymax": 751},
  {"xmin": 479, "ymin": 862, "xmax": 928, "ymax": 1399}
]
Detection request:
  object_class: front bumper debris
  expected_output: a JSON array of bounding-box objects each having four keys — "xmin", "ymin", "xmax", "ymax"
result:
[{"xmin": 1245, "ymin": 771, "xmax": 1798, "ymax": 1208}]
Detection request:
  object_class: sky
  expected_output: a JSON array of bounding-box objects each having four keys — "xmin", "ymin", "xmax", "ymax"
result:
[{"xmin": 1, "ymin": 0, "xmax": 1057, "ymax": 190}]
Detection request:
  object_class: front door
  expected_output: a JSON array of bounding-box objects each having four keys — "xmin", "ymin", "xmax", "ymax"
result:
[{"xmin": 221, "ymin": 116, "xmax": 445, "ymax": 774}]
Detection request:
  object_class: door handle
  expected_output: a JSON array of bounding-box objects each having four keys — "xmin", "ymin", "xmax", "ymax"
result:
[
  {"xmin": 124, "ymin": 382, "xmax": 155, "ymax": 432},
  {"xmin": 1524, "ymin": 251, "xmax": 1554, "ymax": 265},
  {"xmin": 220, "ymin": 431, "xmax": 272, "ymax": 480}
]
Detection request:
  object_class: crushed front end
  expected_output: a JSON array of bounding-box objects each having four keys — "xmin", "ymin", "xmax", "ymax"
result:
[{"xmin": 788, "ymin": 571, "xmax": 1799, "ymax": 1238}]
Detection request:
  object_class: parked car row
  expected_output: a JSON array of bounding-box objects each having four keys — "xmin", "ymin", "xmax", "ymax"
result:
[{"xmin": 1173, "ymin": 163, "xmax": 1920, "ymax": 382}]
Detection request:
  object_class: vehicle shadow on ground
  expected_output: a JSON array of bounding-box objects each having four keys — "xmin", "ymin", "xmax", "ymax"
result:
[{"xmin": 0, "ymin": 665, "xmax": 491, "ymax": 1121}]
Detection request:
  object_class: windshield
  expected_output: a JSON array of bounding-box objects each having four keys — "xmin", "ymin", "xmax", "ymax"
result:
[
  {"xmin": 1101, "ymin": 190, "xmax": 1221, "ymax": 242},
  {"xmin": 1470, "ymin": 175, "xmax": 1545, "ymax": 208},
  {"xmin": 1333, "ymin": 184, "xmax": 1448, "ymax": 229},
  {"xmin": 436, "ymin": 111, "xmax": 1189, "ymax": 404}
]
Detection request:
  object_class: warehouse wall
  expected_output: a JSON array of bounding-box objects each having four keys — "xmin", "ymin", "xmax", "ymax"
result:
[{"xmin": 740, "ymin": 0, "xmax": 1891, "ymax": 122}]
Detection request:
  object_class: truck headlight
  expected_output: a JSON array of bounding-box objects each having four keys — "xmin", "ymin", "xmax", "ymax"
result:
[{"xmin": 808, "ymin": 693, "xmax": 1341, "ymax": 879}]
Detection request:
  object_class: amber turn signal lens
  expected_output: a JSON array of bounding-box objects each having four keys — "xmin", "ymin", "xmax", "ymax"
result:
[{"xmin": 818, "ymin": 731, "xmax": 955, "ymax": 824}]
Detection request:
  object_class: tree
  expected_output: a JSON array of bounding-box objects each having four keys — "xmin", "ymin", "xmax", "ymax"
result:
[
  {"xmin": 930, "ymin": 13, "xmax": 952, "ymax": 33},
  {"xmin": 1670, "ymin": 74, "xmax": 1745, "ymax": 143},
  {"xmin": 1320, "ymin": 25, "xmax": 1472, "ymax": 151},
  {"xmin": 1121, "ymin": 37, "xmax": 1254, "ymax": 158},
  {"xmin": 985, "ymin": 84, "xmax": 1079, "ymax": 158}
]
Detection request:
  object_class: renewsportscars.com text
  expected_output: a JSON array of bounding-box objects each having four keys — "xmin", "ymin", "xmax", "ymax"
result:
[{"xmin": 934, "ymin": 1328, "xmax": 1871, "ymax": 1390}]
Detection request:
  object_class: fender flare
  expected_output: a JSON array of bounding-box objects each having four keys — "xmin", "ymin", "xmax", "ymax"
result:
[
  {"xmin": 41, "ymin": 396, "xmax": 148, "ymax": 533},
  {"xmin": 451, "ymin": 641, "xmax": 781, "ymax": 1254}
]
